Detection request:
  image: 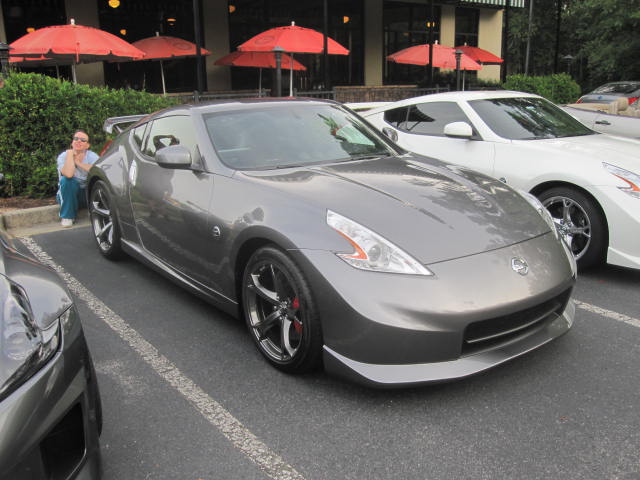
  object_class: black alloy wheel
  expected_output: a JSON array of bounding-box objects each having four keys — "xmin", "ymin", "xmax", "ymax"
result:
[
  {"xmin": 538, "ymin": 187, "xmax": 607, "ymax": 269},
  {"xmin": 242, "ymin": 246, "xmax": 323, "ymax": 373},
  {"xmin": 89, "ymin": 180, "xmax": 123, "ymax": 260}
]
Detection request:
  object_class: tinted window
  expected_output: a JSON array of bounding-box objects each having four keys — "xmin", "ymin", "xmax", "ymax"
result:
[
  {"xmin": 394, "ymin": 102, "xmax": 473, "ymax": 136},
  {"xmin": 142, "ymin": 115, "xmax": 199, "ymax": 160},
  {"xmin": 384, "ymin": 107, "xmax": 409, "ymax": 127},
  {"xmin": 469, "ymin": 97, "xmax": 594, "ymax": 140},
  {"xmin": 204, "ymin": 104, "xmax": 394, "ymax": 170}
]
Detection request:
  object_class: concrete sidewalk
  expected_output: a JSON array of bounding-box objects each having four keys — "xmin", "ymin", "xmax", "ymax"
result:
[{"xmin": 0, "ymin": 205, "xmax": 90, "ymax": 237}]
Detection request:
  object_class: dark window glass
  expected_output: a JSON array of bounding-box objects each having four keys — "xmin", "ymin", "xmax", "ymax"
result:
[
  {"xmin": 204, "ymin": 105, "xmax": 393, "ymax": 170},
  {"xmin": 383, "ymin": 1, "xmax": 441, "ymax": 85},
  {"xmin": 384, "ymin": 107, "xmax": 409, "ymax": 127},
  {"xmin": 469, "ymin": 97, "xmax": 595, "ymax": 140},
  {"xmin": 395, "ymin": 102, "xmax": 473, "ymax": 136},
  {"xmin": 142, "ymin": 116, "xmax": 199, "ymax": 160},
  {"xmin": 455, "ymin": 7, "xmax": 479, "ymax": 47}
]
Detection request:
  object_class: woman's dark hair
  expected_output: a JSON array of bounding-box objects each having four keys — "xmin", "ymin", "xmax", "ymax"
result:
[{"xmin": 74, "ymin": 129, "xmax": 89, "ymax": 138}]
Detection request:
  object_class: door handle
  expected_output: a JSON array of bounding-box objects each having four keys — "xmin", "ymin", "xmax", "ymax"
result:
[{"xmin": 595, "ymin": 120, "xmax": 611, "ymax": 125}]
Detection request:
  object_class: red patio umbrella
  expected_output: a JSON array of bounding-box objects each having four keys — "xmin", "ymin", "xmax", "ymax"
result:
[
  {"xmin": 9, "ymin": 18, "xmax": 144, "ymax": 83},
  {"xmin": 454, "ymin": 45, "xmax": 503, "ymax": 65},
  {"xmin": 238, "ymin": 21, "xmax": 349, "ymax": 96},
  {"xmin": 387, "ymin": 43, "xmax": 481, "ymax": 70},
  {"xmin": 132, "ymin": 33, "xmax": 211, "ymax": 95},
  {"xmin": 215, "ymin": 51, "xmax": 307, "ymax": 96}
]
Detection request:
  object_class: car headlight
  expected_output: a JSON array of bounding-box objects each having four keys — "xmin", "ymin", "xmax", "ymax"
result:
[
  {"xmin": 326, "ymin": 210, "xmax": 433, "ymax": 275},
  {"xmin": 518, "ymin": 190, "xmax": 559, "ymax": 239},
  {"xmin": 0, "ymin": 276, "xmax": 61, "ymax": 401},
  {"xmin": 603, "ymin": 163, "xmax": 640, "ymax": 199}
]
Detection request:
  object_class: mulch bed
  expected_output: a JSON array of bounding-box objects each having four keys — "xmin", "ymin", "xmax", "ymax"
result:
[{"xmin": 0, "ymin": 196, "xmax": 57, "ymax": 212}]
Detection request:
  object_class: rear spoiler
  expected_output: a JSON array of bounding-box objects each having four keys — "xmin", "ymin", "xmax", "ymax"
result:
[{"xmin": 102, "ymin": 114, "xmax": 147, "ymax": 134}]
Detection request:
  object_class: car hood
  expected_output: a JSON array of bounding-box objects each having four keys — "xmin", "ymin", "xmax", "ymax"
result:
[
  {"xmin": 245, "ymin": 154, "xmax": 551, "ymax": 264},
  {"xmin": 516, "ymin": 134, "xmax": 640, "ymax": 175}
]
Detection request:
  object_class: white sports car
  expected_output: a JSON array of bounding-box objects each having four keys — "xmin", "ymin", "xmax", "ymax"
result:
[{"xmin": 360, "ymin": 91, "xmax": 640, "ymax": 270}]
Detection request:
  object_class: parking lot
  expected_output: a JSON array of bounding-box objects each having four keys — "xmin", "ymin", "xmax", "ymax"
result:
[{"xmin": 20, "ymin": 226, "xmax": 640, "ymax": 480}]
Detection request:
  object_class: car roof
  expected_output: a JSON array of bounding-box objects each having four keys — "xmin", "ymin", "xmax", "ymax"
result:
[{"xmin": 363, "ymin": 90, "xmax": 541, "ymax": 113}]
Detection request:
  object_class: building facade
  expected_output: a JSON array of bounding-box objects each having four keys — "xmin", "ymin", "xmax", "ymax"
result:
[{"xmin": 0, "ymin": 0, "xmax": 522, "ymax": 93}]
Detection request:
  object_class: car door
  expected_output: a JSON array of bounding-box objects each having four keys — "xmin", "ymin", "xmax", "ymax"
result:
[
  {"xmin": 129, "ymin": 114, "xmax": 216, "ymax": 287},
  {"xmin": 376, "ymin": 101, "xmax": 496, "ymax": 176}
]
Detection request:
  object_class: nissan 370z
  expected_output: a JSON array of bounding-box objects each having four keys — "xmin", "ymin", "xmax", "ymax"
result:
[{"xmin": 87, "ymin": 99, "xmax": 576, "ymax": 388}]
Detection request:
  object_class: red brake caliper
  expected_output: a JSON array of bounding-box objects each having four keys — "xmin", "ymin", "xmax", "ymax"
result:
[{"xmin": 292, "ymin": 297, "xmax": 303, "ymax": 333}]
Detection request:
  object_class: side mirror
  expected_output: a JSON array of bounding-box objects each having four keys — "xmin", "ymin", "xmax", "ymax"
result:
[
  {"xmin": 382, "ymin": 127, "xmax": 398, "ymax": 142},
  {"xmin": 444, "ymin": 121, "xmax": 473, "ymax": 139},
  {"xmin": 156, "ymin": 145, "xmax": 192, "ymax": 170}
]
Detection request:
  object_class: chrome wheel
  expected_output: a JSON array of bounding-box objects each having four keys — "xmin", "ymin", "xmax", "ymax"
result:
[
  {"xmin": 89, "ymin": 181, "xmax": 123, "ymax": 259},
  {"xmin": 242, "ymin": 246, "xmax": 322, "ymax": 373},
  {"xmin": 538, "ymin": 187, "xmax": 607, "ymax": 269},
  {"xmin": 542, "ymin": 195, "xmax": 591, "ymax": 260}
]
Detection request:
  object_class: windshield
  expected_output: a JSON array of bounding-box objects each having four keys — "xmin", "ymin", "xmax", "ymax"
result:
[
  {"xmin": 592, "ymin": 82, "xmax": 640, "ymax": 94},
  {"xmin": 469, "ymin": 97, "xmax": 594, "ymax": 140},
  {"xmin": 204, "ymin": 104, "xmax": 395, "ymax": 169}
]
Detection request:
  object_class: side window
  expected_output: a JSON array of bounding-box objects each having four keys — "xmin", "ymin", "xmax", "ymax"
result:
[
  {"xmin": 132, "ymin": 123, "xmax": 148, "ymax": 150},
  {"xmin": 142, "ymin": 115, "xmax": 199, "ymax": 161},
  {"xmin": 384, "ymin": 107, "xmax": 409, "ymax": 128},
  {"xmin": 401, "ymin": 102, "xmax": 475, "ymax": 137}
]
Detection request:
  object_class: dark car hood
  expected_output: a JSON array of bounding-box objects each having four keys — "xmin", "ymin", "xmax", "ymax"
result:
[
  {"xmin": 0, "ymin": 232, "xmax": 72, "ymax": 329},
  {"xmin": 243, "ymin": 154, "xmax": 550, "ymax": 264}
]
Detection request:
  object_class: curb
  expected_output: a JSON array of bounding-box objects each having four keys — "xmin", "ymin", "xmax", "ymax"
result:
[{"xmin": 0, "ymin": 205, "xmax": 89, "ymax": 236}]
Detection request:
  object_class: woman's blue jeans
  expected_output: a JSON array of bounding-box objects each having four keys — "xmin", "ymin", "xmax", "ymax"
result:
[{"xmin": 57, "ymin": 176, "xmax": 87, "ymax": 220}]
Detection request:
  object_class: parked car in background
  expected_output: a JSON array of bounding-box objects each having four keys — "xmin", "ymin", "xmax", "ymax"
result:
[
  {"xmin": 577, "ymin": 81, "xmax": 640, "ymax": 105},
  {"xmin": 562, "ymin": 97, "xmax": 640, "ymax": 139},
  {"xmin": 0, "ymin": 227, "xmax": 102, "ymax": 479},
  {"xmin": 87, "ymin": 99, "xmax": 576, "ymax": 388},
  {"xmin": 360, "ymin": 91, "xmax": 640, "ymax": 270}
]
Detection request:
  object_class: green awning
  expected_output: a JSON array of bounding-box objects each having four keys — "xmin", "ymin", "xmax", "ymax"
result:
[{"xmin": 460, "ymin": 0, "xmax": 525, "ymax": 7}]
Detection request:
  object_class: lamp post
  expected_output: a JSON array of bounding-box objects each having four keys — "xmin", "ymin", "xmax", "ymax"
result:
[
  {"xmin": 454, "ymin": 49, "xmax": 462, "ymax": 91},
  {"xmin": 0, "ymin": 42, "xmax": 11, "ymax": 78},
  {"xmin": 273, "ymin": 46, "xmax": 283, "ymax": 97},
  {"xmin": 563, "ymin": 54, "xmax": 574, "ymax": 75}
]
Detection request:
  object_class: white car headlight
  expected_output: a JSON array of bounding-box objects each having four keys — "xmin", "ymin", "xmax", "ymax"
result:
[
  {"xmin": 326, "ymin": 210, "xmax": 433, "ymax": 276},
  {"xmin": 519, "ymin": 190, "xmax": 559, "ymax": 239},
  {"xmin": 0, "ymin": 276, "xmax": 61, "ymax": 401},
  {"xmin": 603, "ymin": 163, "xmax": 640, "ymax": 199}
]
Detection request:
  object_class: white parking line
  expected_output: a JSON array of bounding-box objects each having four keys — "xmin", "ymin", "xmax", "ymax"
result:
[
  {"xmin": 22, "ymin": 237, "xmax": 305, "ymax": 480},
  {"xmin": 575, "ymin": 300, "xmax": 640, "ymax": 329}
]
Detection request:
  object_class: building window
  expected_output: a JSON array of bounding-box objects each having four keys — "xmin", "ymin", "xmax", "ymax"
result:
[
  {"xmin": 455, "ymin": 7, "xmax": 479, "ymax": 47},
  {"xmin": 383, "ymin": 1, "xmax": 441, "ymax": 85},
  {"xmin": 227, "ymin": 0, "xmax": 364, "ymax": 92}
]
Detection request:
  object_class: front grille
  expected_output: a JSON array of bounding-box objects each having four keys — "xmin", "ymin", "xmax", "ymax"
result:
[{"xmin": 462, "ymin": 288, "xmax": 572, "ymax": 355}]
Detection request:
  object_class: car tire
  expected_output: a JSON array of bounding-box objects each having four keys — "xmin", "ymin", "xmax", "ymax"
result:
[
  {"xmin": 242, "ymin": 246, "xmax": 323, "ymax": 373},
  {"xmin": 538, "ymin": 187, "xmax": 607, "ymax": 269},
  {"xmin": 89, "ymin": 180, "xmax": 124, "ymax": 260}
]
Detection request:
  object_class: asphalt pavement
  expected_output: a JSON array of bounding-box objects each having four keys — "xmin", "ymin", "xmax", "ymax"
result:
[{"xmin": 3, "ymin": 207, "xmax": 639, "ymax": 480}]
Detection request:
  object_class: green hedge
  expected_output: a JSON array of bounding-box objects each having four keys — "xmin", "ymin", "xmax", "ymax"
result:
[
  {"xmin": 0, "ymin": 73, "xmax": 179, "ymax": 197},
  {"xmin": 502, "ymin": 73, "xmax": 582, "ymax": 105}
]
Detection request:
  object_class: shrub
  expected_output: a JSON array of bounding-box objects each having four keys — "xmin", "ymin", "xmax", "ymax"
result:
[
  {"xmin": 0, "ymin": 73, "xmax": 179, "ymax": 197},
  {"xmin": 502, "ymin": 73, "xmax": 582, "ymax": 104}
]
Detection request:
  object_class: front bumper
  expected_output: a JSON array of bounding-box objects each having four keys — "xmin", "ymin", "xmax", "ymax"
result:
[
  {"xmin": 597, "ymin": 185, "xmax": 640, "ymax": 269},
  {"xmin": 293, "ymin": 231, "xmax": 576, "ymax": 388},
  {"xmin": 0, "ymin": 307, "xmax": 101, "ymax": 480}
]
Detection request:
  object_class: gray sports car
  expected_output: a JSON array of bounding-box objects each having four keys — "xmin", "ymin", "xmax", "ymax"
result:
[
  {"xmin": 0, "ymin": 229, "xmax": 102, "ymax": 478},
  {"xmin": 87, "ymin": 99, "xmax": 576, "ymax": 388}
]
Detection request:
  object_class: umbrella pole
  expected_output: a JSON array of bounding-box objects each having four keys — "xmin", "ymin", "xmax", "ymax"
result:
[
  {"xmin": 160, "ymin": 60, "xmax": 166, "ymax": 96},
  {"xmin": 289, "ymin": 53, "xmax": 294, "ymax": 97},
  {"xmin": 71, "ymin": 63, "xmax": 77, "ymax": 84},
  {"xmin": 259, "ymin": 68, "xmax": 262, "ymax": 97}
]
